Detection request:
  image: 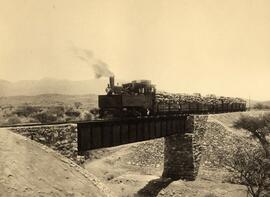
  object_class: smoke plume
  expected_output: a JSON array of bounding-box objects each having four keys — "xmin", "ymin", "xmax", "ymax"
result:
[{"xmin": 71, "ymin": 46, "xmax": 114, "ymax": 78}]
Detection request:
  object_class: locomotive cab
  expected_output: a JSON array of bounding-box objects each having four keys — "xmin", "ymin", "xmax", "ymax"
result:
[{"xmin": 99, "ymin": 77, "xmax": 156, "ymax": 118}]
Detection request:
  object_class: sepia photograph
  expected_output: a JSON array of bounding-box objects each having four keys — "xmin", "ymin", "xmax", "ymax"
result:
[{"xmin": 0, "ymin": 0, "xmax": 269, "ymax": 196}]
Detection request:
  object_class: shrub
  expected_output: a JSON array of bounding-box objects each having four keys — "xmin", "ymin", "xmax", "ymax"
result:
[
  {"xmin": 89, "ymin": 108, "xmax": 100, "ymax": 119},
  {"xmin": 47, "ymin": 105, "xmax": 65, "ymax": 117},
  {"xmin": 65, "ymin": 107, "xmax": 81, "ymax": 117},
  {"xmin": 234, "ymin": 113, "xmax": 270, "ymax": 158},
  {"xmin": 74, "ymin": 102, "xmax": 82, "ymax": 109},
  {"xmin": 83, "ymin": 112, "xmax": 94, "ymax": 120},
  {"xmin": 14, "ymin": 105, "xmax": 41, "ymax": 117},
  {"xmin": 90, "ymin": 108, "xmax": 99, "ymax": 115},
  {"xmin": 228, "ymin": 113, "xmax": 270, "ymax": 196},
  {"xmin": 32, "ymin": 111, "xmax": 58, "ymax": 123},
  {"xmin": 224, "ymin": 147, "xmax": 270, "ymax": 197},
  {"xmin": 204, "ymin": 193, "xmax": 217, "ymax": 197},
  {"xmin": 7, "ymin": 116, "xmax": 21, "ymax": 125}
]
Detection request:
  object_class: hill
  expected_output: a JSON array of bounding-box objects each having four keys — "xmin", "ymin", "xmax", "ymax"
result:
[
  {"xmin": 0, "ymin": 78, "xmax": 108, "ymax": 97},
  {"xmin": 261, "ymin": 100, "xmax": 270, "ymax": 107},
  {"xmin": 0, "ymin": 94, "xmax": 98, "ymax": 108}
]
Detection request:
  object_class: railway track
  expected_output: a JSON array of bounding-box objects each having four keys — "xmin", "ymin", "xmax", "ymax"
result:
[{"xmin": 0, "ymin": 109, "xmax": 246, "ymax": 129}]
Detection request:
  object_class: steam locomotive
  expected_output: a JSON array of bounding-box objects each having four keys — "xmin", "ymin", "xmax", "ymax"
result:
[{"xmin": 98, "ymin": 77, "xmax": 246, "ymax": 118}]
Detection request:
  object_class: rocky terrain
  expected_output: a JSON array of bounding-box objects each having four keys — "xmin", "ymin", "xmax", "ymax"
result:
[{"xmin": 11, "ymin": 124, "xmax": 82, "ymax": 163}]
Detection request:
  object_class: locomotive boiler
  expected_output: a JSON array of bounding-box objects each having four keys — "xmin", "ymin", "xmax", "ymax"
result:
[{"xmin": 98, "ymin": 77, "xmax": 246, "ymax": 118}]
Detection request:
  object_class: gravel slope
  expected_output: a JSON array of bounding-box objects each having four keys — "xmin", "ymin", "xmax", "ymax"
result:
[{"xmin": 0, "ymin": 128, "xmax": 113, "ymax": 197}]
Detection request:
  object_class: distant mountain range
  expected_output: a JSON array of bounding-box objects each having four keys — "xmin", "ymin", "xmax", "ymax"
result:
[
  {"xmin": 0, "ymin": 78, "xmax": 108, "ymax": 97},
  {"xmin": 244, "ymin": 99, "xmax": 270, "ymax": 108},
  {"xmin": 260, "ymin": 101, "xmax": 270, "ymax": 108},
  {"xmin": 0, "ymin": 78, "xmax": 269, "ymax": 107}
]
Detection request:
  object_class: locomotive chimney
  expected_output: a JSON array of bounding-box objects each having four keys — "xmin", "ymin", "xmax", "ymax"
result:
[{"xmin": 109, "ymin": 76, "xmax": 115, "ymax": 88}]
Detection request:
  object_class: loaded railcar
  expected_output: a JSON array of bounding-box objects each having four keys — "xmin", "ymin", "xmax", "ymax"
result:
[{"xmin": 98, "ymin": 77, "xmax": 247, "ymax": 118}]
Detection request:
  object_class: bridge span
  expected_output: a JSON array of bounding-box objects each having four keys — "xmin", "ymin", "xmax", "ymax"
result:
[
  {"xmin": 77, "ymin": 115, "xmax": 187, "ymax": 152},
  {"xmin": 77, "ymin": 115, "xmax": 208, "ymax": 180}
]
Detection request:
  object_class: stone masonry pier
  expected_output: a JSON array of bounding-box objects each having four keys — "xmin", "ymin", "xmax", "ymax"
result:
[{"xmin": 162, "ymin": 116, "xmax": 208, "ymax": 180}]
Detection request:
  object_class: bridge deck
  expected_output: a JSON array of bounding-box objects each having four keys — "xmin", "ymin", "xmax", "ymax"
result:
[{"xmin": 77, "ymin": 115, "xmax": 188, "ymax": 152}]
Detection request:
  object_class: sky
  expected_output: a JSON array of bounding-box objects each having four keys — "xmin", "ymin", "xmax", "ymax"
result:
[{"xmin": 0, "ymin": 0, "xmax": 270, "ymax": 100}]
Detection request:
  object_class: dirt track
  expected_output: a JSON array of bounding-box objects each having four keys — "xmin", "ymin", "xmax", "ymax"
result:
[{"xmin": 0, "ymin": 128, "xmax": 112, "ymax": 197}]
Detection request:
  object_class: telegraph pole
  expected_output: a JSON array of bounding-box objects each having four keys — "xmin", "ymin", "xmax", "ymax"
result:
[{"xmin": 249, "ymin": 96, "xmax": 251, "ymax": 111}]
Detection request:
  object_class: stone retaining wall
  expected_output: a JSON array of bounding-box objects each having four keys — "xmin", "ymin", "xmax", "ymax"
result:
[{"xmin": 11, "ymin": 124, "xmax": 84, "ymax": 164}]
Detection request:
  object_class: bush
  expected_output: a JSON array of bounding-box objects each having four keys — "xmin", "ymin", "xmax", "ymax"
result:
[
  {"xmin": 7, "ymin": 116, "xmax": 21, "ymax": 125},
  {"xmin": 229, "ymin": 113, "xmax": 270, "ymax": 196},
  {"xmin": 234, "ymin": 113, "xmax": 270, "ymax": 158},
  {"xmin": 14, "ymin": 105, "xmax": 41, "ymax": 117},
  {"xmin": 224, "ymin": 147, "xmax": 270, "ymax": 197},
  {"xmin": 83, "ymin": 112, "xmax": 94, "ymax": 120},
  {"xmin": 65, "ymin": 107, "xmax": 81, "ymax": 117},
  {"xmin": 32, "ymin": 111, "xmax": 58, "ymax": 123},
  {"xmin": 204, "ymin": 194, "xmax": 217, "ymax": 197},
  {"xmin": 74, "ymin": 102, "xmax": 82, "ymax": 109},
  {"xmin": 47, "ymin": 105, "xmax": 65, "ymax": 117},
  {"xmin": 89, "ymin": 108, "xmax": 100, "ymax": 119}
]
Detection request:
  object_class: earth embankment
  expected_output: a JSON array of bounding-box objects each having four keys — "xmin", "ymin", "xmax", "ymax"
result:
[{"xmin": 0, "ymin": 128, "xmax": 112, "ymax": 197}]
